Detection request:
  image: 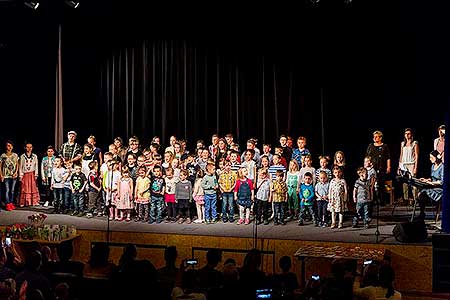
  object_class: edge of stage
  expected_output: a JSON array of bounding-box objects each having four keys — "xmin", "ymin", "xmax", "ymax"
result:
[{"xmin": 0, "ymin": 206, "xmax": 441, "ymax": 294}]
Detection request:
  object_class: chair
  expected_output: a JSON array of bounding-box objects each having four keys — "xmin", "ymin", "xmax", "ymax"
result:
[{"xmin": 435, "ymin": 201, "xmax": 442, "ymax": 223}]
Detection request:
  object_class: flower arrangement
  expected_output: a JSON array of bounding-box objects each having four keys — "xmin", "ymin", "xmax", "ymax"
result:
[
  {"xmin": 2, "ymin": 223, "xmax": 35, "ymax": 240},
  {"xmin": 28, "ymin": 213, "xmax": 47, "ymax": 227}
]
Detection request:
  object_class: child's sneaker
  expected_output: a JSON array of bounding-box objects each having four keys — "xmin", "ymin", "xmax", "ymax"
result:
[
  {"xmin": 244, "ymin": 218, "xmax": 250, "ymax": 225},
  {"xmin": 43, "ymin": 201, "xmax": 49, "ymax": 207},
  {"xmin": 85, "ymin": 212, "xmax": 93, "ymax": 218},
  {"xmin": 186, "ymin": 218, "xmax": 192, "ymax": 224},
  {"xmin": 237, "ymin": 218, "xmax": 244, "ymax": 225}
]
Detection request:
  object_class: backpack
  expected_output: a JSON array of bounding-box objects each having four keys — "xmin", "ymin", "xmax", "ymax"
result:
[{"xmin": 237, "ymin": 180, "xmax": 252, "ymax": 208}]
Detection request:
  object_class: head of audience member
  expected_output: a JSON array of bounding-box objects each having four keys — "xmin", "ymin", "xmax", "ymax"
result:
[
  {"xmin": 152, "ymin": 136, "xmax": 161, "ymax": 145},
  {"xmin": 88, "ymin": 243, "xmax": 110, "ymax": 268},
  {"xmin": 54, "ymin": 283, "xmax": 70, "ymax": 300},
  {"xmin": 279, "ymin": 256, "xmax": 292, "ymax": 273},
  {"xmin": 361, "ymin": 262, "xmax": 379, "ymax": 288},
  {"xmin": 25, "ymin": 250, "xmax": 42, "ymax": 271},
  {"xmin": 57, "ymin": 240, "xmax": 74, "ymax": 263},
  {"xmin": 378, "ymin": 264, "xmax": 396, "ymax": 298},
  {"xmin": 241, "ymin": 249, "xmax": 262, "ymax": 273},
  {"xmin": 206, "ymin": 249, "xmax": 222, "ymax": 269},
  {"xmin": 118, "ymin": 244, "xmax": 137, "ymax": 269},
  {"xmin": 164, "ymin": 246, "xmax": 178, "ymax": 268}
]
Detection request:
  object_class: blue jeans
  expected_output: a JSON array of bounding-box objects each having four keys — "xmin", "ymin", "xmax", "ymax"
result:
[
  {"xmin": 64, "ymin": 187, "xmax": 73, "ymax": 211},
  {"xmin": 4, "ymin": 178, "xmax": 17, "ymax": 204},
  {"xmin": 149, "ymin": 196, "xmax": 164, "ymax": 222},
  {"xmin": 204, "ymin": 193, "xmax": 217, "ymax": 221},
  {"xmin": 353, "ymin": 201, "xmax": 369, "ymax": 225},
  {"xmin": 299, "ymin": 205, "xmax": 315, "ymax": 223},
  {"xmin": 53, "ymin": 188, "xmax": 64, "ymax": 210},
  {"xmin": 72, "ymin": 192, "xmax": 85, "ymax": 212},
  {"xmin": 273, "ymin": 202, "xmax": 285, "ymax": 223},
  {"xmin": 221, "ymin": 192, "xmax": 234, "ymax": 221}
]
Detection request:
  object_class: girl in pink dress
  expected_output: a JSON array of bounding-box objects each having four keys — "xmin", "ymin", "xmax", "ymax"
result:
[{"xmin": 116, "ymin": 166, "xmax": 134, "ymax": 221}]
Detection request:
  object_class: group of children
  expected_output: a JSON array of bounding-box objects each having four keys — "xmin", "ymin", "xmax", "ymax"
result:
[{"xmin": 1, "ymin": 133, "xmax": 377, "ymax": 229}]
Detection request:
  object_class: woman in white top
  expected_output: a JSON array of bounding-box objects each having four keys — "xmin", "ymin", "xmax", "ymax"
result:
[{"xmin": 398, "ymin": 128, "xmax": 419, "ymax": 202}]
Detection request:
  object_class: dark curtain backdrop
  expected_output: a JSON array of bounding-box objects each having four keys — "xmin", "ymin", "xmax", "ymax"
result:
[{"xmin": 98, "ymin": 40, "xmax": 319, "ymax": 147}]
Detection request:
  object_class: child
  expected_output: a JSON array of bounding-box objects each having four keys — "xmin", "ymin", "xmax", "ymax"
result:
[
  {"xmin": 218, "ymin": 161, "xmax": 237, "ymax": 223},
  {"xmin": 103, "ymin": 161, "xmax": 121, "ymax": 220},
  {"xmin": 185, "ymin": 154, "xmax": 198, "ymax": 186},
  {"xmin": 286, "ymin": 160, "xmax": 300, "ymax": 221},
  {"xmin": 134, "ymin": 166, "xmax": 150, "ymax": 222},
  {"xmin": 81, "ymin": 143, "xmax": 96, "ymax": 179},
  {"xmin": 333, "ymin": 151, "xmax": 347, "ymax": 177},
  {"xmin": 175, "ymin": 170, "xmax": 192, "ymax": 224},
  {"xmin": 87, "ymin": 135, "xmax": 103, "ymax": 167},
  {"xmin": 364, "ymin": 156, "xmax": 376, "ymax": 199},
  {"xmin": 70, "ymin": 164, "xmax": 87, "ymax": 216},
  {"xmin": 256, "ymin": 168, "xmax": 271, "ymax": 225},
  {"xmin": 298, "ymin": 172, "xmax": 316, "ymax": 226},
  {"xmin": 86, "ymin": 161, "xmax": 101, "ymax": 218},
  {"xmin": 171, "ymin": 158, "xmax": 181, "ymax": 181},
  {"xmin": 229, "ymin": 151, "xmax": 241, "ymax": 174},
  {"xmin": 126, "ymin": 153, "xmax": 138, "ymax": 183},
  {"xmin": 41, "ymin": 146, "xmax": 55, "ymax": 207},
  {"xmin": 299, "ymin": 155, "xmax": 316, "ymax": 185},
  {"xmin": 0, "ymin": 141, "xmax": 19, "ymax": 211},
  {"xmin": 315, "ymin": 171, "xmax": 330, "ymax": 227},
  {"xmin": 116, "ymin": 166, "xmax": 134, "ymax": 221},
  {"xmin": 162, "ymin": 151, "xmax": 173, "ymax": 171},
  {"xmin": 18, "ymin": 143, "xmax": 40, "ymax": 207},
  {"xmin": 201, "ymin": 163, "xmax": 218, "ymax": 224},
  {"xmin": 149, "ymin": 165, "xmax": 165, "ymax": 224},
  {"xmin": 268, "ymin": 155, "xmax": 286, "ymax": 180},
  {"xmin": 164, "ymin": 167, "xmax": 177, "ymax": 222},
  {"xmin": 292, "ymin": 136, "xmax": 310, "ymax": 168},
  {"xmin": 270, "ymin": 170, "xmax": 288, "ymax": 225},
  {"xmin": 315, "ymin": 155, "xmax": 332, "ymax": 182},
  {"xmin": 274, "ymin": 146, "xmax": 287, "ymax": 168},
  {"xmin": 241, "ymin": 150, "xmax": 257, "ymax": 184},
  {"xmin": 192, "ymin": 169, "xmax": 205, "ymax": 223},
  {"xmin": 234, "ymin": 168, "xmax": 254, "ymax": 225},
  {"xmin": 259, "ymin": 155, "xmax": 271, "ymax": 171},
  {"xmin": 50, "ymin": 157, "xmax": 65, "ymax": 214},
  {"xmin": 63, "ymin": 159, "xmax": 74, "ymax": 214},
  {"xmin": 352, "ymin": 167, "xmax": 371, "ymax": 228},
  {"xmin": 328, "ymin": 166, "xmax": 348, "ymax": 229}
]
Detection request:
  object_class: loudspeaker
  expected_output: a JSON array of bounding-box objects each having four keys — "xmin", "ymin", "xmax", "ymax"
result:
[{"xmin": 392, "ymin": 220, "xmax": 427, "ymax": 243}]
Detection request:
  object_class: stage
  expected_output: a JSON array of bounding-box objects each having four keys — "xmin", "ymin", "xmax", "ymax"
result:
[
  {"xmin": 0, "ymin": 205, "xmax": 441, "ymax": 295},
  {"xmin": 0, "ymin": 205, "xmax": 439, "ymax": 245}
]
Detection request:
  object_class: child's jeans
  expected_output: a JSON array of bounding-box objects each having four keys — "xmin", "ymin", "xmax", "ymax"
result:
[
  {"xmin": 72, "ymin": 192, "xmax": 85, "ymax": 212},
  {"xmin": 353, "ymin": 201, "xmax": 370, "ymax": 225},
  {"xmin": 221, "ymin": 192, "xmax": 234, "ymax": 221},
  {"xmin": 63, "ymin": 187, "xmax": 73, "ymax": 211},
  {"xmin": 204, "ymin": 193, "xmax": 217, "ymax": 222},
  {"xmin": 53, "ymin": 188, "xmax": 64, "ymax": 211}
]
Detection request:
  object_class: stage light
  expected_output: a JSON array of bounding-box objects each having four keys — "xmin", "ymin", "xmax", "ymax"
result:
[
  {"xmin": 65, "ymin": 0, "xmax": 79, "ymax": 8},
  {"xmin": 24, "ymin": 1, "xmax": 39, "ymax": 9},
  {"xmin": 309, "ymin": 0, "xmax": 320, "ymax": 3},
  {"xmin": 344, "ymin": 0, "xmax": 352, "ymax": 4}
]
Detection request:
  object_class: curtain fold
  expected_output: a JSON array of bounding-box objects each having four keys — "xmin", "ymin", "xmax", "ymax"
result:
[{"xmin": 99, "ymin": 40, "xmax": 307, "ymax": 145}]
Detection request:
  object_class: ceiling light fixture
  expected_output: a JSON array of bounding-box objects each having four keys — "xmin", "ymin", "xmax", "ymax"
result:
[
  {"xmin": 65, "ymin": 0, "xmax": 79, "ymax": 8},
  {"xmin": 24, "ymin": 1, "xmax": 39, "ymax": 9}
]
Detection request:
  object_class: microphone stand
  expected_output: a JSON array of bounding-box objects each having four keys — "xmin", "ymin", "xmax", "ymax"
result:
[{"xmin": 106, "ymin": 164, "xmax": 114, "ymax": 243}]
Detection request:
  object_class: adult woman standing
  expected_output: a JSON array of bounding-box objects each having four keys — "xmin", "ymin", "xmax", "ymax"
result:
[
  {"xmin": 366, "ymin": 130, "xmax": 391, "ymax": 205},
  {"xmin": 398, "ymin": 128, "xmax": 419, "ymax": 203},
  {"xmin": 433, "ymin": 124, "xmax": 445, "ymax": 164}
]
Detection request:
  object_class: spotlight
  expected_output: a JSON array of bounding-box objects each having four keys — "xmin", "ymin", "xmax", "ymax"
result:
[
  {"xmin": 24, "ymin": 1, "xmax": 39, "ymax": 9},
  {"xmin": 65, "ymin": 0, "xmax": 79, "ymax": 8},
  {"xmin": 344, "ymin": 0, "xmax": 352, "ymax": 4},
  {"xmin": 310, "ymin": 0, "xmax": 320, "ymax": 3}
]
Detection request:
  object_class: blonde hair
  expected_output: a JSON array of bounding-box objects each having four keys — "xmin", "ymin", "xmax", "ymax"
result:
[
  {"xmin": 288, "ymin": 160, "xmax": 299, "ymax": 172},
  {"xmin": 237, "ymin": 167, "xmax": 247, "ymax": 179}
]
